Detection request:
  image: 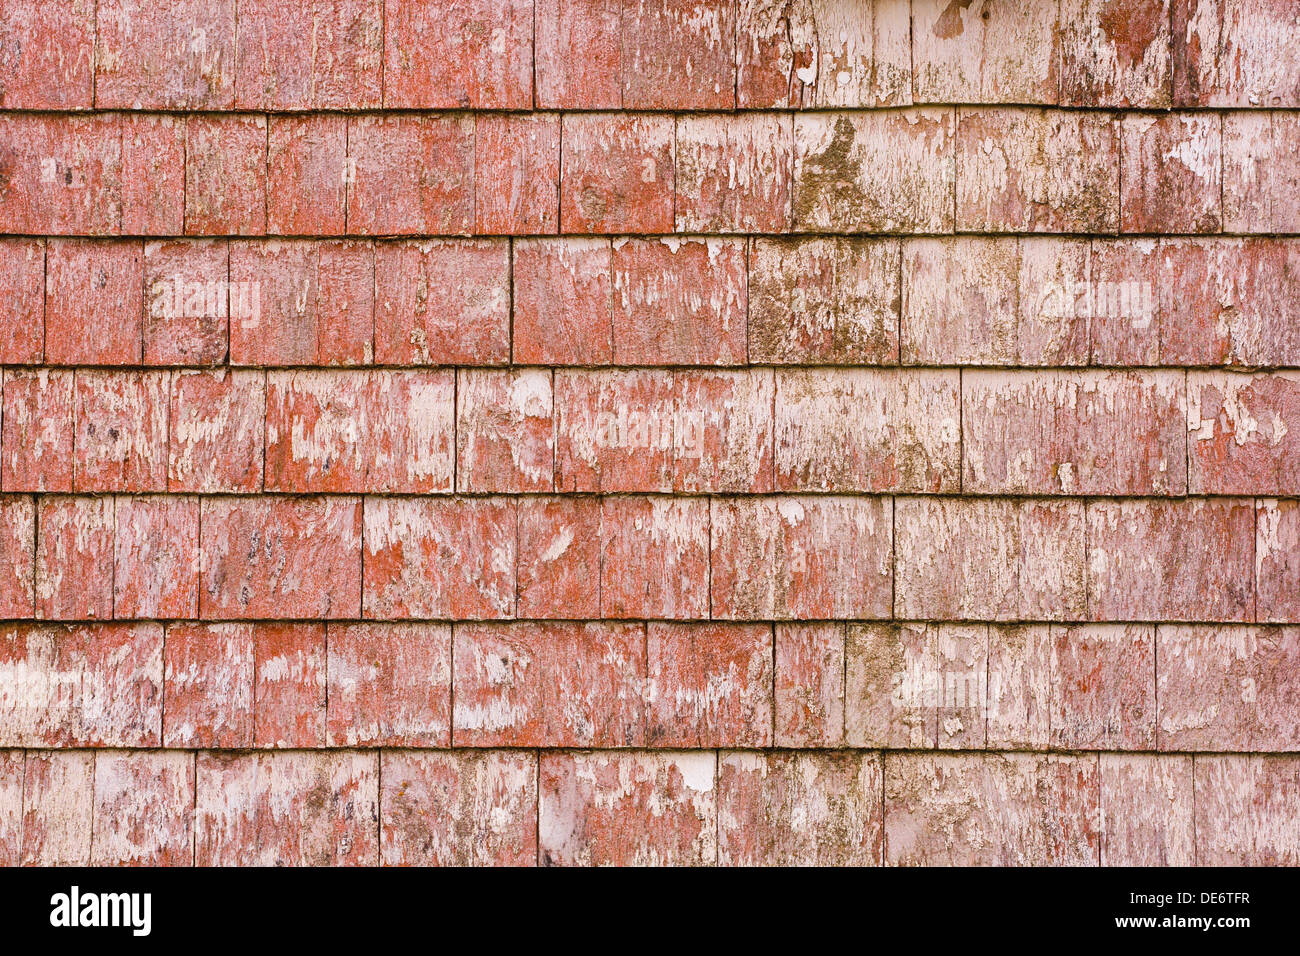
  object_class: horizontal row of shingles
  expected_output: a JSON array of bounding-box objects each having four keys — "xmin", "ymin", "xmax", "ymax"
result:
[
  {"xmin": 7, "ymin": 236, "xmax": 1300, "ymax": 369},
  {"xmin": 1, "ymin": 493, "xmax": 1296, "ymax": 622},
  {"xmin": 2, "ymin": 619, "xmax": 1296, "ymax": 753},
  {"xmin": 3, "ymin": 0, "xmax": 1295, "ymax": 112},
  {"xmin": 3, "ymin": 748, "xmax": 1296, "ymax": 865},
  {"xmin": 3, "ymin": 108, "xmax": 1300, "ymax": 236},
  {"xmin": 4, "ymin": 365, "xmax": 1297, "ymax": 496}
]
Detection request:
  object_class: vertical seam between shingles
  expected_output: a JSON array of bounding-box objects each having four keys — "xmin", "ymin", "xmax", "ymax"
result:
[
  {"xmin": 712, "ymin": 747, "xmax": 720, "ymax": 867},
  {"xmin": 161, "ymin": 623, "xmax": 169, "ymax": 748},
  {"xmin": 322, "ymin": 623, "xmax": 330, "ymax": 746},
  {"xmin": 1184, "ymin": 368, "xmax": 1191, "ymax": 495},
  {"xmin": 376, "ymin": 745, "xmax": 383, "ymax": 865},
  {"xmin": 839, "ymin": 621, "xmax": 848, "ymax": 745},
  {"xmin": 769, "ymin": 622, "xmax": 776, "ymax": 746},
  {"xmin": 556, "ymin": 116, "xmax": 565, "ymax": 234},
  {"xmin": 1166, "ymin": 0, "xmax": 1175, "ymax": 107},
  {"xmin": 107, "ymin": 496, "xmax": 116, "ymax": 622},
  {"xmin": 889, "ymin": 495, "xmax": 896, "ymax": 619},
  {"xmin": 533, "ymin": 747, "xmax": 541, "ymax": 866},
  {"xmin": 359, "ymin": 495, "xmax": 367, "ymax": 621},
  {"xmin": 1218, "ymin": 112, "xmax": 1225, "ymax": 232},
  {"xmin": 731, "ymin": 0, "xmax": 738, "ymax": 108},
  {"xmin": 262, "ymin": 113, "xmax": 270, "ymax": 234},
  {"xmin": 190, "ymin": 751, "xmax": 198, "ymax": 866},
  {"xmin": 507, "ymin": 238, "xmax": 516, "ymax": 364},
  {"xmin": 1094, "ymin": 752, "xmax": 1101, "ymax": 866},
  {"xmin": 1252, "ymin": 496, "xmax": 1258, "ymax": 624},
  {"xmin": 343, "ymin": 117, "xmax": 352, "ymax": 235},
  {"xmin": 907, "ymin": 0, "xmax": 915, "ymax": 105},
  {"xmin": 452, "ymin": 371, "xmax": 460, "ymax": 493},
  {"xmin": 19, "ymin": 750, "xmax": 28, "ymax": 864},
  {"xmin": 957, "ymin": 367, "xmax": 963, "ymax": 494},
  {"xmin": 90, "ymin": 0, "xmax": 99, "ymax": 108},
  {"xmin": 1153, "ymin": 623, "xmax": 1161, "ymax": 754},
  {"xmin": 448, "ymin": 622, "xmax": 456, "ymax": 747},
  {"xmin": 86, "ymin": 751, "xmax": 98, "ymax": 864}
]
